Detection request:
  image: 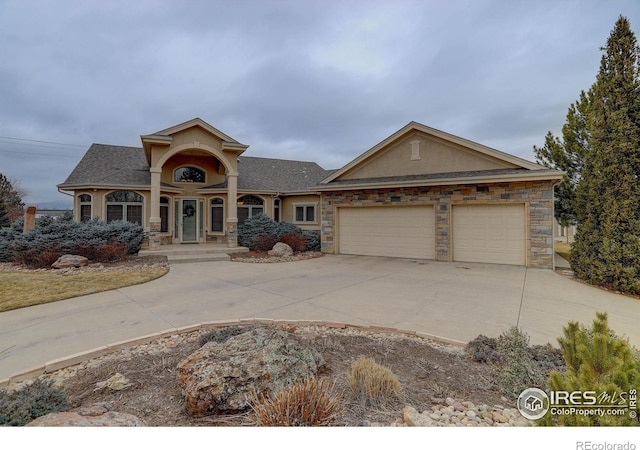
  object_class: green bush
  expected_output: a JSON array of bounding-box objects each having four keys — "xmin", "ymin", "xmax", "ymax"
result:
[
  {"xmin": 0, "ymin": 379, "xmax": 68, "ymax": 426},
  {"xmin": 466, "ymin": 328, "xmax": 564, "ymax": 400},
  {"xmin": 539, "ymin": 312, "xmax": 640, "ymax": 426},
  {"xmin": 199, "ymin": 326, "xmax": 250, "ymax": 347},
  {"xmin": 302, "ymin": 230, "xmax": 321, "ymax": 252},
  {"xmin": 239, "ymin": 214, "xmax": 318, "ymax": 252},
  {"xmin": 1, "ymin": 215, "xmax": 144, "ymax": 267}
]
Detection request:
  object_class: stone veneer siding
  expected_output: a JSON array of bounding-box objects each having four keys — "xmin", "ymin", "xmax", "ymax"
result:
[{"xmin": 320, "ymin": 181, "xmax": 555, "ymax": 269}]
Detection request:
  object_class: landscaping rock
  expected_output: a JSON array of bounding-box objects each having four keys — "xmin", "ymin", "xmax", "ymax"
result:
[
  {"xmin": 176, "ymin": 326, "xmax": 324, "ymax": 417},
  {"xmin": 51, "ymin": 255, "xmax": 89, "ymax": 269},
  {"xmin": 267, "ymin": 242, "xmax": 293, "ymax": 257},
  {"xmin": 26, "ymin": 409, "xmax": 146, "ymax": 426}
]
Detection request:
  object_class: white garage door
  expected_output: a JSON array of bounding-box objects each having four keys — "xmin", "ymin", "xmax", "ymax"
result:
[
  {"xmin": 338, "ymin": 206, "xmax": 435, "ymax": 259},
  {"xmin": 452, "ymin": 204, "xmax": 526, "ymax": 265}
]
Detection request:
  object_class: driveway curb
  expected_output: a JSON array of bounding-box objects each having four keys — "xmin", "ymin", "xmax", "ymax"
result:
[{"xmin": 0, "ymin": 318, "xmax": 465, "ymax": 388}]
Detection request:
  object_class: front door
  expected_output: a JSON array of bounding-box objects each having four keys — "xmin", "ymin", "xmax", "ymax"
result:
[{"xmin": 181, "ymin": 199, "xmax": 198, "ymax": 242}]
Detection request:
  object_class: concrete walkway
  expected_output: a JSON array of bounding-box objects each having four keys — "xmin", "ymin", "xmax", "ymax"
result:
[{"xmin": 1, "ymin": 255, "xmax": 638, "ymax": 381}]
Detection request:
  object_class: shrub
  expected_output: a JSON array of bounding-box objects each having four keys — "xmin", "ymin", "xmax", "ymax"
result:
[
  {"xmin": 251, "ymin": 377, "xmax": 341, "ymax": 426},
  {"xmin": 495, "ymin": 327, "xmax": 542, "ymax": 400},
  {"xmin": 278, "ymin": 232, "xmax": 307, "ymax": 252},
  {"xmin": 465, "ymin": 334, "xmax": 500, "ymax": 363},
  {"xmin": 302, "ymin": 230, "xmax": 321, "ymax": 251},
  {"xmin": 253, "ymin": 234, "xmax": 279, "ymax": 252},
  {"xmin": 1, "ymin": 217, "xmax": 144, "ymax": 268},
  {"xmin": 539, "ymin": 312, "xmax": 640, "ymax": 426},
  {"xmin": 348, "ymin": 358, "xmax": 401, "ymax": 407},
  {"xmin": 0, "ymin": 379, "xmax": 68, "ymax": 426},
  {"xmin": 466, "ymin": 328, "xmax": 566, "ymax": 400},
  {"xmin": 238, "ymin": 214, "xmax": 317, "ymax": 252},
  {"xmin": 199, "ymin": 326, "xmax": 249, "ymax": 347}
]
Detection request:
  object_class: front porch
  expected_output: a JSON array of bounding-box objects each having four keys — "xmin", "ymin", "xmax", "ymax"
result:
[{"xmin": 140, "ymin": 243, "xmax": 249, "ymax": 264}]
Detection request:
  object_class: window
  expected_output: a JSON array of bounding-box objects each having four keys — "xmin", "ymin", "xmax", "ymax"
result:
[
  {"xmin": 160, "ymin": 197, "xmax": 169, "ymax": 233},
  {"xmin": 174, "ymin": 166, "xmax": 205, "ymax": 183},
  {"xmin": 294, "ymin": 204, "xmax": 316, "ymax": 223},
  {"xmin": 237, "ymin": 195, "xmax": 264, "ymax": 226},
  {"xmin": 274, "ymin": 198, "xmax": 281, "ymax": 222},
  {"xmin": 211, "ymin": 197, "xmax": 224, "ymax": 232},
  {"xmin": 79, "ymin": 194, "xmax": 92, "ymax": 222},
  {"xmin": 105, "ymin": 191, "xmax": 143, "ymax": 225}
]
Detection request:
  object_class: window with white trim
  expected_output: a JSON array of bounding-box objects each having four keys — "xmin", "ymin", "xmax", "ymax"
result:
[
  {"xmin": 294, "ymin": 204, "xmax": 316, "ymax": 223},
  {"xmin": 79, "ymin": 194, "xmax": 92, "ymax": 222},
  {"xmin": 160, "ymin": 196, "xmax": 169, "ymax": 233},
  {"xmin": 211, "ymin": 197, "xmax": 224, "ymax": 232},
  {"xmin": 237, "ymin": 195, "xmax": 264, "ymax": 226},
  {"xmin": 105, "ymin": 191, "xmax": 143, "ymax": 225}
]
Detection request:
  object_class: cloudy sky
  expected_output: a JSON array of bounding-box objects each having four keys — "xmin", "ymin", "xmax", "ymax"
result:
[{"xmin": 1, "ymin": 0, "xmax": 639, "ymax": 207}]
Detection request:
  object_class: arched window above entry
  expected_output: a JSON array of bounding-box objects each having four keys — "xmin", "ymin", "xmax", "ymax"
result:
[{"xmin": 174, "ymin": 166, "xmax": 206, "ymax": 183}]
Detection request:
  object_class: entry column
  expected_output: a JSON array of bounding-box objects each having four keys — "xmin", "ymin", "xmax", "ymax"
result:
[
  {"xmin": 149, "ymin": 168, "xmax": 162, "ymax": 250},
  {"xmin": 227, "ymin": 173, "xmax": 238, "ymax": 247}
]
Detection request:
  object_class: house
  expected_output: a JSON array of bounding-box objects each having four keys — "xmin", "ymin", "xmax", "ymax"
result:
[{"xmin": 58, "ymin": 118, "xmax": 563, "ymax": 269}]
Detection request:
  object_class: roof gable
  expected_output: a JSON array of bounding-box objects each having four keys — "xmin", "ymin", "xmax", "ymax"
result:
[
  {"xmin": 322, "ymin": 121, "xmax": 546, "ymax": 184},
  {"xmin": 148, "ymin": 117, "xmax": 241, "ymax": 144}
]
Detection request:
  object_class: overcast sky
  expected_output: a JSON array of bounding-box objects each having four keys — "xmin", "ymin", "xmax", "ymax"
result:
[{"xmin": 1, "ymin": 0, "xmax": 639, "ymax": 207}]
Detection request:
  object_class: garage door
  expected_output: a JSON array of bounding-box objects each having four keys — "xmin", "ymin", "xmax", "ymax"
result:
[
  {"xmin": 338, "ymin": 206, "xmax": 435, "ymax": 259},
  {"xmin": 452, "ymin": 204, "xmax": 526, "ymax": 265}
]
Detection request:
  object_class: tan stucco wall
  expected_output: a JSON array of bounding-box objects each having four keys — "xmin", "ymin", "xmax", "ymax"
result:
[
  {"xmin": 281, "ymin": 194, "xmax": 321, "ymax": 230},
  {"xmin": 340, "ymin": 132, "xmax": 518, "ymax": 180},
  {"xmin": 161, "ymin": 153, "xmax": 225, "ymax": 186}
]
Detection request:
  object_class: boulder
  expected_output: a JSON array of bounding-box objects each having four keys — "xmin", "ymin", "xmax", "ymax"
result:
[
  {"xmin": 26, "ymin": 406, "xmax": 146, "ymax": 426},
  {"xmin": 51, "ymin": 254, "xmax": 89, "ymax": 269},
  {"xmin": 268, "ymin": 242, "xmax": 293, "ymax": 257},
  {"xmin": 176, "ymin": 326, "xmax": 324, "ymax": 417}
]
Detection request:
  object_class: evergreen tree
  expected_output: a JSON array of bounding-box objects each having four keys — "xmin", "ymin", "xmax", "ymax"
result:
[
  {"xmin": 0, "ymin": 200, "xmax": 10, "ymax": 228},
  {"xmin": 0, "ymin": 173, "xmax": 25, "ymax": 223},
  {"xmin": 534, "ymin": 90, "xmax": 591, "ymax": 228},
  {"xmin": 572, "ymin": 16, "xmax": 640, "ymax": 294},
  {"xmin": 539, "ymin": 312, "xmax": 640, "ymax": 426}
]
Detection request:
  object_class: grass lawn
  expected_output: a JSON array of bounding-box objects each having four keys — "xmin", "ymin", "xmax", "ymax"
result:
[
  {"xmin": 0, "ymin": 268, "xmax": 168, "ymax": 313},
  {"xmin": 554, "ymin": 241, "xmax": 572, "ymax": 262}
]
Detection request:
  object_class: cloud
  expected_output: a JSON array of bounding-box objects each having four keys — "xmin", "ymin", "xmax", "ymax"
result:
[{"xmin": 0, "ymin": 0, "xmax": 639, "ymax": 205}]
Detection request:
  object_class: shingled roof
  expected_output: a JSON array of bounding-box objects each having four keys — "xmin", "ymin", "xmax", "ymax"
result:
[{"xmin": 58, "ymin": 144, "xmax": 332, "ymax": 193}]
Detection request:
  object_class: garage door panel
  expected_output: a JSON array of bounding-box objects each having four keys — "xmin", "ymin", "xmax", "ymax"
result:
[
  {"xmin": 453, "ymin": 204, "xmax": 525, "ymax": 265},
  {"xmin": 339, "ymin": 206, "xmax": 435, "ymax": 259}
]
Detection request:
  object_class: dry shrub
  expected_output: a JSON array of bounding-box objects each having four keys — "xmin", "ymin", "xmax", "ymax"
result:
[
  {"xmin": 11, "ymin": 243, "xmax": 61, "ymax": 269},
  {"xmin": 96, "ymin": 241, "xmax": 128, "ymax": 262},
  {"xmin": 348, "ymin": 358, "xmax": 401, "ymax": 407},
  {"xmin": 252, "ymin": 234, "xmax": 279, "ymax": 252},
  {"xmin": 251, "ymin": 377, "xmax": 341, "ymax": 426},
  {"xmin": 278, "ymin": 232, "xmax": 307, "ymax": 253}
]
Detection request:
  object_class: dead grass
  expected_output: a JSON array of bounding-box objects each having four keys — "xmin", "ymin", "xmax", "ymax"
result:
[
  {"xmin": 0, "ymin": 268, "xmax": 168, "ymax": 312},
  {"xmin": 554, "ymin": 241, "xmax": 572, "ymax": 262}
]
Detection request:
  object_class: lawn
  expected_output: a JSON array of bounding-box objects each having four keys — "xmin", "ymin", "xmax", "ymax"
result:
[
  {"xmin": 0, "ymin": 268, "xmax": 168, "ymax": 312},
  {"xmin": 554, "ymin": 241, "xmax": 572, "ymax": 262}
]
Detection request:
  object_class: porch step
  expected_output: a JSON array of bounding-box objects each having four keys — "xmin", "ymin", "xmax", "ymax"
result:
[{"xmin": 139, "ymin": 244, "xmax": 249, "ymax": 265}]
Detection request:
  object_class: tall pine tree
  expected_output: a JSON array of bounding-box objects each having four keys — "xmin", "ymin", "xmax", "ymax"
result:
[
  {"xmin": 534, "ymin": 89, "xmax": 591, "ymax": 228},
  {"xmin": 572, "ymin": 16, "xmax": 640, "ymax": 294}
]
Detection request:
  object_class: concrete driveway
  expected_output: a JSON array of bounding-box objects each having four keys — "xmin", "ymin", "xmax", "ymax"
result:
[{"xmin": 1, "ymin": 255, "xmax": 639, "ymax": 381}]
